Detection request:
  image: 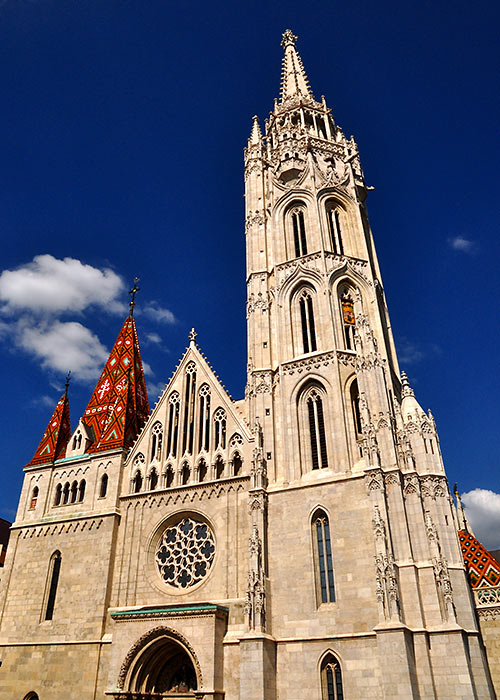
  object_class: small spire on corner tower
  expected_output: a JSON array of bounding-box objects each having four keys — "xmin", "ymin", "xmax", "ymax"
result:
[
  {"xmin": 189, "ymin": 328, "xmax": 198, "ymax": 345},
  {"xmin": 249, "ymin": 115, "xmax": 262, "ymax": 144},
  {"xmin": 279, "ymin": 29, "xmax": 314, "ymax": 103},
  {"xmin": 129, "ymin": 277, "xmax": 141, "ymax": 317},
  {"xmin": 400, "ymin": 371, "xmax": 415, "ymax": 398}
]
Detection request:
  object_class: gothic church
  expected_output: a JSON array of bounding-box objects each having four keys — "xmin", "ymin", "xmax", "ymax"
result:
[{"xmin": 0, "ymin": 31, "xmax": 495, "ymax": 700}]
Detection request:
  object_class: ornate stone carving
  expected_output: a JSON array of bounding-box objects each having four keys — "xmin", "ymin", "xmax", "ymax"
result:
[
  {"xmin": 248, "ymin": 491, "xmax": 267, "ymax": 513},
  {"xmin": 245, "ymin": 212, "xmax": 265, "ymax": 231},
  {"xmin": 247, "ymin": 291, "xmax": 271, "ymax": 316},
  {"xmin": 402, "ymin": 473, "xmax": 420, "ymax": 498},
  {"xmin": 365, "ymin": 468, "xmax": 383, "ymax": 493},
  {"xmin": 282, "ymin": 351, "xmax": 336, "ymax": 376},
  {"xmin": 384, "ymin": 472, "xmax": 401, "ymax": 488},
  {"xmin": 432, "ymin": 555, "xmax": 455, "ymax": 621},
  {"xmin": 117, "ymin": 625, "xmax": 202, "ymax": 690},
  {"xmin": 371, "ymin": 505, "xmax": 386, "ymax": 540}
]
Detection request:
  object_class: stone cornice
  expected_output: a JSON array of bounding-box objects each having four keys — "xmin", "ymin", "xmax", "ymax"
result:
[{"xmin": 110, "ymin": 603, "xmax": 229, "ymax": 622}]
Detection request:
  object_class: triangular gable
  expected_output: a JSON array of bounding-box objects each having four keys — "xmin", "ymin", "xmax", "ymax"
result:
[
  {"xmin": 459, "ymin": 529, "xmax": 500, "ymax": 588},
  {"xmin": 127, "ymin": 339, "xmax": 253, "ymax": 469},
  {"xmin": 26, "ymin": 392, "xmax": 71, "ymax": 467},
  {"xmin": 83, "ymin": 316, "xmax": 150, "ymax": 453}
]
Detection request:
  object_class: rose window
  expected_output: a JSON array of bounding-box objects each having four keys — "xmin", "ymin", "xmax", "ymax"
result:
[{"xmin": 155, "ymin": 517, "xmax": 215, "ymax": 589}]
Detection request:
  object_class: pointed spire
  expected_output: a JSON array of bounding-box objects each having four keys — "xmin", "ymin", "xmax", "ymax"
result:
[
  {"xmin": 249, "ymin": 115, "xmax": 262, "ymax": 145},
  {"xmin": 26, "ymin": 391, "xmax": 71, "ymax": 467},
  {"xmin": 400, "ymin": 371, "xmax": 415, "ymax": 398},
  {"xmin": 83, "ymin": 315, "xmax": 150, "ymax": 453},
  {"xmin": 279, "ymin": 30, "xmax": 314, "ymax": 103}
]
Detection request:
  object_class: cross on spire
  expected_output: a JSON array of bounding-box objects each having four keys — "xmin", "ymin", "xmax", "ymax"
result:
[
  {"xmin": 64, "ymin": 370, "xmax": 71, "ymax": 396},
  {"xmin": 129, "ymin": 277, "xmax": 141, "ymax": 317}
]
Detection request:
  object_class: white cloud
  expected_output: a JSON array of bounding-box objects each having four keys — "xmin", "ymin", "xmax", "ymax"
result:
[
  {"xmin": 398, "ymin": 338, "xmax": 424, "ymax": 365},
  {"xmin": 32, "ymin": 394, "xmax": 59, "ymax": 409},
  {"xmin": 147, "ymin": 380, "xmax": 167, "ymax": 402},
  {"xmin": 448, "ymin": 236, "xmax": 476, "ymax": 254},
  {"xmin": 145, "ymin": 332, "xmax": 162, "ymax": 345},
  {"xmin": 462, "ymin": 488, "xmax": 500, "ymax": 551},
  {"xmin": 0, "ymin": 254, "xmax": 126, "ymax": 315},
  {"xmin": 16, "ymin": 319, "xmax": 109, "ymax": 381},
  {"xmin": 142, "ymin": 301, "xmax": 176, "ymax": 325}
]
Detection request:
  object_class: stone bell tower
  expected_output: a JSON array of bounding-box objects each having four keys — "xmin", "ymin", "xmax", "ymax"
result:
[{"xmin": 242, "ymin": 30, "xmax": 494, "ymax": 699}]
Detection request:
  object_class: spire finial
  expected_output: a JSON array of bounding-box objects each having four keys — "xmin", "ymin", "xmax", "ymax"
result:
[
  {"xmin": 189, "ymin": 328, "xmax": 198, "ymax": 344},
  {"xmin": 400, "ymin": 371, "xmax": 415, "ymax": 398},
  {"xmin": 129, "ymin": 277, "xmax": 141, "ymax": 317},
  {"xmin": 281, "ymin": 29, "xmax": 298, "ymax": 49},
  {"xmin": 64, "ymin": 370, "xmax": 71, "ymax": 396}
]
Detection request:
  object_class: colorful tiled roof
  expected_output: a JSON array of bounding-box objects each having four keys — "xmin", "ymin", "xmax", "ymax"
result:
[
  {"xmin": 26, "ymin": 392, "xmax": 71, "ymax": 467},
  {"xmin": 83, "ymin": 316, "xmax": 149, "ymax": 453},
  {"xmin": 458, "ymin": 529, "xmax": 500, "ymax": 588}
]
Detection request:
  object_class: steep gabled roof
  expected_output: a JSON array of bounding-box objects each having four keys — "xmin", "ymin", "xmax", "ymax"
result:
[
  {"xmin": 26, "ymin": 392, "xmax": 71, "ymax": 467},
  {"xmin": 83, "ymin": 315, "xmax": 149, "ymax": 453},
  {"xmin": 459, "ymin": 529, "xmax": 500, "ymax": 588}
]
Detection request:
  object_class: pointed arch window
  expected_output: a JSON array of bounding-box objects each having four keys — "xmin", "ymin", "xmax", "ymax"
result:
[
  {"xmin": 304, "ymin": 387, "xmax": 328, "ymax": 470},
  {"xmin": 326, "ymin": 204, "xmax": 344, "ymax": 256},
  {"xmin": 214, "ymin": 408, "xmax": 227, "ymax": 450},
  {"xmin": 321, "ymin": 653, "xmax": 343, "ymax": 700},
  {"xmin": 30, "ymin": 486, "xmax": 39, "ymax": 510},
  {"xmin": 43, "ymin": 551, "xmax": 62, "ymax": 621},
  {"xmin": 78, "ymin": 479, "xmax": 85, "ymax": 502},
  {"xmin": 350, "ymin": 379, "xmax": 363, "ymax": 458},
  {"xmin": 198, "ymin": 384, "xmax": 211, "ymax": 452},
  {"xmin": 312, "ymin": 510, "xmax": 335, "ymax": 604},
  {"xmin": 182, "ymin": 363, "xmax": 197, "ymax": 455},
  {"xmin": 167, "ymin": 392, "xmax": 180, "ymax": 458},
  {"xmin": 132, "ymin": 471, "xmax": 143, "ymax": 493},
  {"xmin": 150, "ymin": 422, "xmax": 163, "ymax": 462},
  {"xmin": 215, "ymin": 456, "xmax": 224, "ymax": 480},
  {"xmin": 149, "ymin": 468, "xmax": 159, "ymax": 491},
  {"xmin": 298, "ymin": 288, "xmax": 317, "ymax": 353},
  {"xmin": 198, "ymin": 459, "xmax": 208, "ymax": 483},
  {"xmin": 62, "ymin": 482, "xmax": 70, "ymax": 505},
  {"xmin": 99, "ymin": 473, "xmax": 108, "ymax": 498},
  {"xmin": 54, "ymin": 483, "xmax": 62, "ymax": 506},
  {"xmin": 181, "ymin": 462, "xmax": 190, "ymax": 486},
  {"xmin": 232, "ymin": 452, "xmax": 242, "ymax": 476},
  {"xmin": 290, "ymin": 206, "xmax": 308, "ymax": 257},
  {"xmin": 165, "ymin": 465, "xmax": 175, "ymax": 488},
  {"xmin": 340, "ymin": 289, "xmax": 356, "ymax": 350}
]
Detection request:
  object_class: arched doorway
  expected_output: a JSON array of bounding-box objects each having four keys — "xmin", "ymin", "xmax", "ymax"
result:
[{"xmin": 119, "ymin": 627, "xmax": 201, "ymax": 697}]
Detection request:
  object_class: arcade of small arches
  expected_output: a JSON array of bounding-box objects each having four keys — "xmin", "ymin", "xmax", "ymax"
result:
[{"xmin": 52, "ymin": 479, "xmax": 86, "ymax": 507}]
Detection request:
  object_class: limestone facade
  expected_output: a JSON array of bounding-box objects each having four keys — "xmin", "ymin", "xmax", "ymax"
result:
[{"xmin": 0, "ymin": 30, "xmax": 496, "ymax": 700}]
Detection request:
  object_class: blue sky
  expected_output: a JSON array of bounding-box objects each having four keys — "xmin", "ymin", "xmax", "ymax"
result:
[{"xmin": 0, "ymin": 1, "xmax": 499, "ymax": 542}]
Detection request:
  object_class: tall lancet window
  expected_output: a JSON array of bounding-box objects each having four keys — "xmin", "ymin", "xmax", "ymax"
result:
[
  {"xmin": 326, "ymin": 204, "xmax": 344, "ymax": 255},
  {"xmin": 350, "ymin": 379, "xmax": 363, "ymax": 458},
  {"xmin": 312, "ymin": 510, "xmax": 336, "ymax": 604},
  {"xmin": 198, "ymin": 384, "xmax": 211, "ymax": 452},
  {"xmin": 214, "ymin": 408, "xmax": 227, "ymax": 450},
  {"xmin": 321, "ymin": 654, "xmax": 343, "ymax": 700},
  {"xmin": 166, "ymin": 392, "xmax": 180, "ymax": 458},
  {"xmin": 43, "ymin": 551, "xmax": 62, "ymax": 621},
  {"xmin": 150, "ymin": 422, "xmax": 163, "ymax": 462},
  {"xmin": 340, "ymin": 290, "xmax": 356, "ymax": 350},
  {"xmin": 301, "ymin": 385, "xmax": 328, "ymax": 470},
  {"xmin": 298, "ymin": 289, "xmax": 317, "ymax": 353},
  {"xmin": 290, "ymin": 206, "xmax": 308, "ymax": 257},
  {"xmin": 182, "ymin": 363, "xmax": 197, "ymax": 455}
]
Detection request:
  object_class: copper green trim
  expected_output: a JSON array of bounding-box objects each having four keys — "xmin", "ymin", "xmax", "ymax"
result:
[{"xmin": 110, "ymin": 604, "xmax": 228, "ymax": 617}]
